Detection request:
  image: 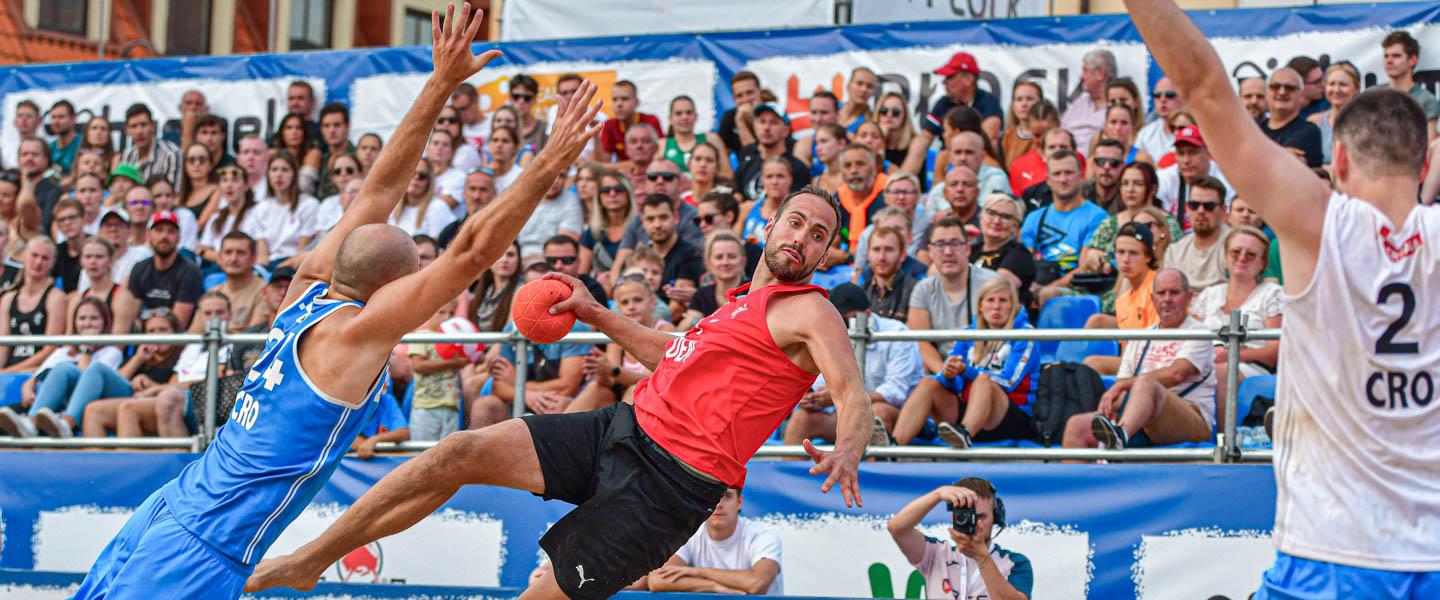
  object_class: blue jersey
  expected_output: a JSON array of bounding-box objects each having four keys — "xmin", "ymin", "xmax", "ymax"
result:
[{"xmin": 161, "ymin": 281, "xmax": 389, "ymax": 565}]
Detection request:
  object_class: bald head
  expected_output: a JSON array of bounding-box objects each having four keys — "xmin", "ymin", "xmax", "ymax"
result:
[{"xmin": 332, "ymin": 224, "xmax": 420, "ymax": 302}]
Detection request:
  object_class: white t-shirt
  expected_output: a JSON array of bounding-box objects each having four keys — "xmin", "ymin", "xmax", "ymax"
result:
[
  {"xmin": 387, "ymin": 198, "xmax": 455, "ymax": 238},
  {"xmin": 198, "ymin": 199, "xmax": 245, "ymax": 252},
  {"xmin": 242, "ymin": 195, "xmax": 320, "ymax": 260},
  {"xmin": 315, "ymin": 195, "xmax": 344, "ymax": 233},
  {"xmin": 1116, "ymin": 316, "xmax": 1217, "ymax": 429},
  {"xmin": 676, "ymin": 517, "xmax": 783, "ymax": 595},
  {"xmin": 1273, "ymin": 192, "xmax": 1440, "ymax": 570},
  {"xmin": 1134, "ymin": 119, "xmax": 1173, "ymax": 163},
  {"xmin": 914, "ymin": 536, "xmax": 1033, "ymax": 600},
  {"xmin": 1190, "ymin": 281, "xmax": 1283, "ymax": 350},
  {"xmin": 493, "ymin": 165, "xmax": 524, "ymax": 194},
  {"xmin": 452, "ymin": 143, "xmax": 483, "ymax": 174},
  {"xmin": 517, "ymin": 192, "xmax": 583, "ymax": 256},
  {"xmin": 173, "ymin": 206, "xmax": 200, "ymax": 252},
  {"xmin": 80, "ymin": 244, "xmax": 152, "ymax": 290},
  {"xmin": 37, "ymin": 345, "xmax": 123, "ymax": 375},
  {"xmin": 433, "ymin": 166, "xmax": 467, "ymax": 208},
  {"xmin": 173, "ymin": 342, "xmax": 233, "ymax": 383},
  {"xmin": 1156, "ymin": 161, "xmax": 1237, "ymax": 215},
  {"xmin": 462, "ymin": 120, "xmax": 492, "ymax": 151}
]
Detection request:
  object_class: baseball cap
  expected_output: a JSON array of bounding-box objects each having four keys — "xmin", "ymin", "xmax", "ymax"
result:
[
  {"xmin": 99, "ymin": 206, "xmax": 129, "ymax": 224},
  {"xmin": 268, "ymin": 266, "xmax": 297, "ymax": 284},
  {"xmin": 107, "ymin": 163, "xmax": 143, "ymax": 187},
  {"xmin": 934, "ymin": 52, "xmax": 981, "ymax": 77},
  {"xmin": 1118, "ymin": 221, "xmax": 1155, "ymax": 251},
  {"xmin": 752, "ymin": 103, "xmax": 790, "ymax": 126},
  {"xmin": 827, "ymin": 283, "xmax": 871, "ymax": 315},
  {"xmin": 148, "ymin": 210, "xmax": 181, "ymax": 230},
  {"xmin": 1173, "ymin": 126, "xmax": 1206, "ymax": 149}
]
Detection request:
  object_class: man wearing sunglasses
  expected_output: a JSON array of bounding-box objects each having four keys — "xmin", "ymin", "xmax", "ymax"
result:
[
  {"xmin": 1083, "ymin": 139, "xmax": 1126, "ymax": 213},
  {"xmin": 543, "ymin": 235, "xmax": 607, "ymax": 305},
  {"xmin": 1135, "ymin": 77, "xmax": 1184, "ymax": 161},
  {"xmin": 1156, "ymin": 126, "xmax": 1235, "ymax": 224},
  {"xmin": 1258, "ymin": 68, "xmax": 1323, "ymax": 168},
  {"xmin": 1163, "ymin": 175, "xmax": 1229, "ymax": 292},
  {"xmin": 317, "ymin": 102, "xmax": 355, "ymax": 198}
]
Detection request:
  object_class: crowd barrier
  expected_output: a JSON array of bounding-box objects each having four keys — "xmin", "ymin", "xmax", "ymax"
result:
[{"xmin": 0, "ymin": 310, "xmax": 1277, "ymax": 463}]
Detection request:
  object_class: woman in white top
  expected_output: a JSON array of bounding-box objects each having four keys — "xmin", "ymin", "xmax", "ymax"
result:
[
  {"xmin": 198, "ymin": 164, "xmax": 263, "ymax": 264},
  {"xmin": 434, "ymin": 106, "xmax": 483, "ymax": 172},
  {"xmin": 426, "ymin": 130, "xmax": 467, "ymax": 219},
  {"xmin": 0, "ymin": 297, "xmax": 124, "ymax": 438},
  {"xmin": 387, "ymin": 158, "xmax": 453, "ymax": 238},
  {"xmin": 1189, "ymin": 226, "xmax": 1282, "ymax": 419},
  {"xmin": 316, "ymin": 153, "xmax": 362, "ymax": 232},
  {"xmin": 245, "ymin": 149, "xmax": 319, "ymax": 268},
  {"xmin": 486, "ymin": 123, "xmax": 525, "ymax": 193}
]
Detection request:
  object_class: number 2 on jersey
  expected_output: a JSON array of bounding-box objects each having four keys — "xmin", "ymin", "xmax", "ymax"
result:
[{"xmin": 1376, "ymin": 282, "xmax": 1419, "ymax": 354}]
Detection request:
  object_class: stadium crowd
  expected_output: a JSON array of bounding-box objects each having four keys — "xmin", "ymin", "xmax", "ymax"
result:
[{"xmin": 0, "ymin": 30, "xmax": 1435, "ymax": 458}]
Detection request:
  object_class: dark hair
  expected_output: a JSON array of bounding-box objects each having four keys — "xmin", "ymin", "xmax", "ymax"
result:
[
  {"xmin": 1188, "ymin": 175, "xmax": 1228, "ymax": 199},
  {"xmin": 124, "ymin": 103, "xmax": 152, "ymax": 123},
  {"xmin": 16, "ymin": 99, "xmax": 39, "ymax": 114},
  {"xmin": 556, "ymin": 73, "xmax": 582, "ymax": 87},
  {"xmin": 730, "ymin": 70, "xmax": 760, "ymax": 87},
  {"xmin": 195, "ymin": 114, "xmax": 225, "ymax": 133},
  {"xmin": 1094, "ymin": 137, "xmax": 1127, "ymax": 155},
  {"xmin": 1119, "ymin": 161, "xmax": 1161, "ymax": 208},
  {"xmin": 1046, "ymin": 149, "xmax": 1083, "ymax": 170},
  {"xmin": 473, "ymin": 241, "xmax": 521, "ymax": 332},
  {"xmin": 17, "ymin": 137, "xmax": 49, "ymax": 165},
  {"xmin": 288, "ymin": 80, "xmax": 315, "ymax": 97},
  {"xmin": 1383, "ymin": 31, "xmax": 1421, "ymax": 59},
  {"xmin": 774, "ymin": 185, "xmax": 843, "ymax": 245},
  {"xmin": 453, "ymin": 82, "xmax": 478, "ymax": 101},
  {"xmin": 74, "ymin": 172, "xmax": 104, "ymax": 189},
  {"xmin": 179, "ymin": 142, "xmax": 216, "ymax": 202},
  {"xmin": 49, "ymin": 100, "xmax": 74, "ymax": 115},
  {"xmin": 53, "ymin": 198, "xmax": 83, "ymax": 218},
  {"xmin": 198, "ymin": 289, "xmax": 232, "ymax": 311},
  {"xmin": 1334, "ymin": 87, "xmax": 1429, "ymax": 177},
  {"xmin": 1285, "ymin": 56, "xmax": 1320, "ymax": 78},
  {"xmin": 931, "ymin": 215, "xmax": 969, "ymax": 241},
  {"xmin": 510, "ymin": 74, "xmax": 538, "ymax": 95},
  {"xmin": 358, "ymin": 132, "xmax": 383, "ymax": 149},
  {"xmin": 213, "ymin": 178, "xmax": 257, "ymax": 235},
  {"xmin": 810, "ymin": 91, "xmax": 840, "ymax": 110},
  {"xmin": 412, "ymin": 234, "xmax": 438, "ymax": 250},
  {"xmin": 429, "ymin": 129, "xmax": 456, "ymax": 148},
  {"xmin": 666, "ymin": 95, "xmax": 695, "ymax": 137},
  {"xmin": 543, "ymin": 234, "xmax": 580, "ymax": 253},
  {"xmin": 1028, "ymin": 99, "xmax": 1060, "ymax": 124},
  {"xmin": 1117, "ymin": 221, "xmax": 1160, "ymax": 269},
  {"xmin": 72, "ymin": 296, "xmax": 114, "ymax": 336},
  {"xmin": 698, "ymin": 191, "xmax": 740, "ymax": 221},
  {"xmin": 615, "ymin": 80, "xmax": 637, "ymax": 94},
  {"xmin": 266, "ymin": 149, "xmax": 302, "ymax": 212},
  {"xmin": 144, "ymin": 173, "xmax": 173, "ymax": 190},
  {"xmin": 220, "ymin": 230, "xmax": 257, "ymax": 254},
  {"xmin": 272, "ymin": 113, "xmax": 317, "ymax": 156},
  {"xmin": 942, "ymin": 105, "xmax": 1003, "ymax": 164},
  {"xmin": 640, "ymin": 193, "xmax": 675, "ymax": 212},
  {"xmin": 319, "ymin": 102, "xmax": 350, "ymax": 124}
]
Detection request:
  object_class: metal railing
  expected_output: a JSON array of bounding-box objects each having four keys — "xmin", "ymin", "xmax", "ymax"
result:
[{"xmin": 0, "ymin": 311, "xmax": 1278, "ymax": 464}]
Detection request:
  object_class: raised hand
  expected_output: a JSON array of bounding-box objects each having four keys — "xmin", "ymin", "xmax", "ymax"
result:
[
  {"xmin": 540, "ymin": 80, "xmax": 604, "ymax": 166},
  {"xmin": 802, "ymin": 439, "xmax": 863, "ymax": 508},
  {"xmin": 430, "ymin": 3, "xmax": 502, "ymax": 86}
]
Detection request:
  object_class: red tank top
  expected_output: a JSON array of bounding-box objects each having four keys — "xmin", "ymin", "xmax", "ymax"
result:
[{"xmin": 634, "ymin": 282, "xmax": 824, "ymax": 488}]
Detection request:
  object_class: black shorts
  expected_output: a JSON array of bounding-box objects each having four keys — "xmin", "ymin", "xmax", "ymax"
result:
[
  {"xmin": 971, "ymin": 403, "xmax": 1040, "ymax": 443},
  {"xmin": 522, "ymin": 402, "xmax": 727, "ymax": 599}
]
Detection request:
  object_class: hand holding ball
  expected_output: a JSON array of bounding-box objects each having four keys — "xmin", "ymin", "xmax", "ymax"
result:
[{"xmin": 514, "ymin": 279, "xmax": 577, "ymax": 344}]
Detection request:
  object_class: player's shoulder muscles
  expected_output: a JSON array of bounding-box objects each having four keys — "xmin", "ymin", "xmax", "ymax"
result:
[{"xmin": 768, "ymin": 290, "xmax": 846, "ymax": 347}]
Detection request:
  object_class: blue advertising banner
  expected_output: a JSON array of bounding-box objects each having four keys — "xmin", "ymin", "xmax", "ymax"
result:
[{"xmin": 0, "ymin": 452, "xmax": 1277, "ymax": 599}]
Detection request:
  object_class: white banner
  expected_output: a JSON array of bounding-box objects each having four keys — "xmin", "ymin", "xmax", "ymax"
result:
[
  {"xmin": 501, "ymin": 0, "xmax": 833, "ymax": 42},
  {"xmin": 852, "ymin": 0, "xmax": 1050, "ymax": 24}
]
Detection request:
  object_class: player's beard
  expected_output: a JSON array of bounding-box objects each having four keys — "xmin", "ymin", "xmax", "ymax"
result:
[{"xmin": 763, "ymin": 242, "xmax": 817, "ymax": 282}]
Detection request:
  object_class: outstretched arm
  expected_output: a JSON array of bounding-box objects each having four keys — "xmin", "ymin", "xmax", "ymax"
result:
[
  {"xmin": 284, "ymin": 3, "xmax": 501, "ymax": 310},
  {"xmin": 1124, "ymin": 0, "xmax": 1327, "ymax": 288},
  {"xmin": 544, "ymin": 272, "xmax": 674, "ymax": 370}
]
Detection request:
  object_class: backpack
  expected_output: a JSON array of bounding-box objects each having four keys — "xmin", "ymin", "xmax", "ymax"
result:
[{"xmin": 1032, "ymin": 362, "xmax": 1105, "ymax": 446}]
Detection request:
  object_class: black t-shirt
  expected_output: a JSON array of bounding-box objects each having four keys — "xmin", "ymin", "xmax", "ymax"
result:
[
  {"xmin": 35, "ymin": 177, "xmax": 61, "ymax": 233},
  {"xmin": 735, "ymin": 144, "xmax": 810, "ymax": 201},
  {"xmin": 657, "ymin": 240, "xmax": 705, "ymax": 303},
  {"xmin": 688, "ymin": 283, "xmax": 725, "ymax": 319},
  {"xmin": 1257, "ymin": 115, "xmax": 1324, "ymax": 168},
  {"xmin": 53, "ymin": 240, "xmax": 82, "ymax": 292},
  {"xmin": 719, "ymin": 108, "xmax": 743, "ymax": 159},
  {"xmin": 973, "ymin": 238, "xmax": 1037, "ymax": 307},
  {"xmin": 127, "ymin": 255, "xmax": 204, "ymax": 312},
  {"xmin": 922, "ymin": 88, "xmax": 1004, "ymax": 138},
  {"xmin": 578, "ymin": 274, "xmax": 609, "ymax": 306},
  {"xmin": 437, "ymin": 215, "xmax": 466, "ymax": 250}
]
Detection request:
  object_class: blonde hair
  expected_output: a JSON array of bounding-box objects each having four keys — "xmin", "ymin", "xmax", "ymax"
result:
[
  {"xmin": 587, "ymin": 169, "xmax": 633, "ymax": 232},
  {"xmin": 981, "ymin": 193, "xmax": 1026, "ymax": 226},
  {"xmin": 704, "ymin": 229, "xmax": 744, "ymax": 265},
  {"xmin": 1224, "ymin": 225, "xmax": 1270, "ymax": 282},
  {"xmin": 968, "ymin": 277, "xmax": 1021, "ymax": 366},
  {"xmin": 393, "ymin": 158, "xmax": 436, "ymax": 229}
]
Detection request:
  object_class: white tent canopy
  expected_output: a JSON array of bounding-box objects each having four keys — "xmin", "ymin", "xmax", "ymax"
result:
[{"xmin": 500, "ymin": 0, "xmax": 833, "ymax": 41}]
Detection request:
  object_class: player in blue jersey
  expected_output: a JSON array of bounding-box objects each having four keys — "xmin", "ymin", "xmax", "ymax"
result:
[{"xmin": 70, "ymin": 4, "xmax": 605, "ymax": 598}]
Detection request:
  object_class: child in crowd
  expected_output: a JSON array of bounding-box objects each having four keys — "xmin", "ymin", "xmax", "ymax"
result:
[{"xmin": 407, "ymin": 298, "xmax": 469, "ymax": 441}]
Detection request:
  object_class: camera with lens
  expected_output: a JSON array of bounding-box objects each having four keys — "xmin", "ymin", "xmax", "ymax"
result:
[{"xmin": 947, "ymin": 501, "xmax": 977, "ymax": 535}]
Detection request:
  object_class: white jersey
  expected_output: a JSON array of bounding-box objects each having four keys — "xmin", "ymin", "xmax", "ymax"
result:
[{"xmin": 1274, "ymin": 192, "xmax": 1440, "ymax": 570}]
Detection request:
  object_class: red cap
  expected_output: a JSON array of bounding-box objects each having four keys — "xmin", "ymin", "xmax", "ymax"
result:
[
  {"xmin": 149, "ymin": 210, "xmax": 181, "ymax": 230},
  {"xmin": 934, "ymin": 52, "xmax": 980, "ymax": 77},
  {"xmin": 1174, "ymin": 125, "xmax": 1206, "ymax": 149}
]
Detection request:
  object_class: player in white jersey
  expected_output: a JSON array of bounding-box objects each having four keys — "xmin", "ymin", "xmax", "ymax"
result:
[{"xmin": 1127, "ymin": 1, "xmax": 1440, "ymax": 597}]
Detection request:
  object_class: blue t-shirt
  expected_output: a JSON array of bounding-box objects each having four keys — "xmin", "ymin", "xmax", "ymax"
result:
[
  {"xmin": 1020, "ymin": 200, "xmax": 1108, "ymax": 273},
  {"xmin": 361, "ymin": 392, "xmax": 409, "ymax": 438}
]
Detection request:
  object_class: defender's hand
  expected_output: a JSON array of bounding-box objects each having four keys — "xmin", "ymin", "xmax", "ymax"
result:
[{"xmin": 430, "ymin": 3, "xmax": 502, "ymax": 86}]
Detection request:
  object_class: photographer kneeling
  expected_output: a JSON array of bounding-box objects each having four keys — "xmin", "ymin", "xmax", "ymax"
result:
[{"xmin": 886, "ymin": 478, "xmax": 1032, "ymax": 600}]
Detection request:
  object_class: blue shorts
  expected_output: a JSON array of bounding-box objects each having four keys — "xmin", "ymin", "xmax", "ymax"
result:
[
  {"xmin": 1258, "ymin": 551, "xmax": 1440, "ymax": 600},
  {"xmin": 72, "ymin": 491, "xmax": 252, "ymax": 600}
]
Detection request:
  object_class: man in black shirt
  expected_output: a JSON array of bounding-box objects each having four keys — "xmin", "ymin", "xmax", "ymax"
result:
[
  {"xmin": 902, "ymin": 51, "xmax": 1005, "ymax": 175},
  {"xmin": 634, "ymin": 195, "xmax": 703, "ymax": 320},
  {"xmin": 127, "ymin": 211, "xmax": 203, "ymax": 329},
  {"xmin": 717, "ymin": 71, "xmax": 762, "ymax": 156},
  {"xmin": 50, "ymin": 199, "xmax": 85, "ymax": 291},
  {"xmin": 1257, "ymin": 68, "xmax": 1323, "ymax": 167},
  {"xmin": 734, "ymin": 104, "xmax": 810, "ymax": 201},
  {"xmin": 437, "ymin": 169, "xmax": 497, "ymax": 250},
  {"xmin": 542, "ymin": 235, "xmax": 607, "ymax": 305}
]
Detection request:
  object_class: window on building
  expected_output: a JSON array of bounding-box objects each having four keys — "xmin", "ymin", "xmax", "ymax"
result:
[
  {"xmin": 290, "ymin": 0, "xmax": 332, "ymax": 50},
  {"xmin": 167, "ymin": 1, "xmax": 211, "ymax": 55},
  {"xmin": 402, "ymin": 9, "xmax": 433, "ymax": 46},
  {"xmin": 38, "ymin": 0, "xmax": 87, "ymax": 36}
]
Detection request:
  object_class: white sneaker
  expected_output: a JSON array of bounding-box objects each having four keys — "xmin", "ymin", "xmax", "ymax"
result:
[
  {"xmin": 0, "ymin": 407, "xmax": 38, "ymax": 438},
  {"xmin": 868, "ymin": 416, "xmax": 892, "ymax": 448},
  {"xmin": 33, "ymin": 408, "xmax": 72, "ymax": 438}
]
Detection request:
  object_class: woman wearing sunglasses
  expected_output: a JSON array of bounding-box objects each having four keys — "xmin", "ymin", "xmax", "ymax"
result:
[
  {"xmin": 508, "ymin": 74, "xmax": 549, "ymax": 152},
  {"xmin": 179, "ymin": 143, "xmax": 219, "ymax": 226},
  {"xmin": 316, "ymin": 153, "xmax": 363, "ymax": 232},
  {"xmin": 580, "ymin": 170, "xmax": 632, "ymax": 290},
  {"xmin": 875, "ymin": 92, "xmax": 915, "ymax": 172},
  {"xmin": 1188, "ymin": 225, "xmax": 1281, "ymax": 420}
]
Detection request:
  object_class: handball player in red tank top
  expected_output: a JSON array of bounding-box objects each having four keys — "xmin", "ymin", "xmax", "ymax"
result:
[{"xmin": 247, "ymin": 185, "xmax": 874, "ymax": 600}]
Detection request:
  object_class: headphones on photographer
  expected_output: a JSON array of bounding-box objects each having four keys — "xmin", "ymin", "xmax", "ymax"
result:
[{"xmin": 954, "ymin": 477, "xmax": 1006, "ymax": 535}]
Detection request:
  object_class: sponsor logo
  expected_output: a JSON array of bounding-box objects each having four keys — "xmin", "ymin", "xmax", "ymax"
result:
[
  {"xmin": 1379, "ymin": 226, "xmax": 1423, "ymax": 262},
  {"xmin": 335, "ymin": 541, "xmax": 384, "ymax": 583}
]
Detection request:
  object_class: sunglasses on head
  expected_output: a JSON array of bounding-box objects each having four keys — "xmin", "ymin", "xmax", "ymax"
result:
[
  {"xmin": 0, "ymin": 171, "xmax": 19, "ymax": 184},
  {"xmin": 599, "ymin": 184, "xmax": 627, "ymax": 195},
  {"xmin": 1152, "ymin": 91, "xmax": 1179, "ymax": 100},
  {"xmin": 545, "ymin": 255, "xmax": 578, "ymax": 266},
  {"xmin": 646, "ymin": 172, "xmax": 678, "ymax": 182},
  {"xmin": 1187, "ymin": 200, "xmax": 1220, "ymax": 211},
  {"xmin": 1094, "ymin": 157, "xmax": 1123, "ymax": 168},
  {"xmin": 512, "ymin": 93, "xmax": 536, "ymax": 102}
]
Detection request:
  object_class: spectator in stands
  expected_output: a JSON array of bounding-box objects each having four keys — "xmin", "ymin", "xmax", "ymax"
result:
[
  {"xmin": 566, "ymin": 277, "xmax": 670, "ymax": 413},
  {"xmin": 89, "ymin": 206, "xmax": 148, "ymax": 290},
  {"xmin": 450, "ymin": 82, "xmax": 490, "ymax": 150},
  {"xmin": 246, "ymin": 266, "xmax": 292, "ymax": 330},
  {"xmin": 895, "ymin": 278, "xmax": 1038, "ymax": 447},
  {"xmin": 650, "ymin": 487, "xmax": 784, "ymax": 595},
  {"xmin": 1307, "ymin": 62, "xmax": 1361, "ymax": 166},
  {"xmin": 437, "ymin": 168, "xmax": 498, "ymax": 249},
  {"xmin": 1164, "ymin": 175, "xmax": 1229, "ymax": 291},
  {"xmin": 1062, "ymin": 49, "xmax": 1118, "ymax": 150},
  {"xmin": 212, "ymin": 232, "xmax": 265, "ymax": 332},
  {"xmin": 434, "ymin": 106, "xmax": 483, "ymax": 174},
  {"xmin": 191, "ymin": 114, "xmax": 233, "ymax": 171},
  {"xmin": 1155, "ymin": 126, "xmax": 1234, "ymax": 221},
  {"xmin": 120, "ymin": 104, "xmax": 181, "ymax": 188},
  {"xmin": 682, "ymin": 141, "xmax": 728, "ymax": 205},
  {"xmin": 316, "ymin": 153, "xmax": 361, "ymax": 232},
  {"xmin": 76, "ymin": 311, "xmax": 181, "ymax": 438},
  {"xmin": 128, "ymin": 211, "xmax": 203, "ymax": 329},
  {"xmin": 0, "ymin": 297, "xmax": 122, "ymax": 438},
  {"xmin": 856, "ymin": 192, "xmax": 923, "ymax": 277},
  {"xmin": 620, "ymin": 247, "xmax": 672, "ymax": 322},
  {"xmin": 792, "ymin": 91, "xmax": 840, "ymax": 175},
  {"xmin": 178, "ymin": 143, "xmax": 219, "ymax": 228},
  {"xmin": 80, "ymin": 116, "xmax": 118, "ymax": 172},
  {"xmin": 1135, "ymin": 77, "xmax": 1183, "ymax": 161},
  {"xmin": 1259, "ymin": 68, "xmax": 1324, "ymax": 167},
  {"xmin": 926, "ymin": 166, "xmax": 980, "ymax": 244},
  {"xmin": 861, "ymin": 226, "xmax": 918, "ymax": 321},
  {"xmin": 1132, "ymin": 207, "xmax": 1173, "ymax": 268},
  {"xmin": 1283, "ymin": 56, "xmax": 1325, "ymax": 120},
  {"xmin": 665, "ymin": 96, "xmax": 730, "ymax": 180},
  {"xmin": 806, "ymin": 123, "xmax": 848, "ymax": 194},
  {"xmin": 467, "ymin": 241, "xmax": 519, "ymax": 333},
  {"xmin": 197, "ymin": 165, "xmax": 259, "ymax": 263},
  {"xmin": 123, "ymin": 185, "xmax": 156, "ymax": 248},
  {"xmin": 272, "ymin": 112, "xmax": 324, "ymax": 195},
  {"xmin": 1084, "ymin": 138, "xmax": 1127, "ymax": 213},
  {"xmin": 681, "ymin": 230, "xmax": 747, "ymax": 328},
  {"xmin": 286, "ymin": 80, "xmax": 320, "ymax": 134},
  {"xmin": 407, "ymin": 298, "xmax": 467, "ymax": 442},
  {"xmin": 580, "ymin": 171, "xmax": 631, "ymax": 286},
  {"xmin": 645, "ymin": 158, "xmax": 688, "ymax": 203},
  {"xmin": 486, "ymin": 124, "xmax": 525, "ymax": 193},
  {"xmin": 1227, "ymin": 197, "xmax": 1264, "ymax": 230},
  {"xmin": 736, "ymin": 156, "xmax": 789, "ymax": 245},
  {"xmin": 0, "ymin": 171, "xmax": 31, "ymax": 258},
  {"xmin": 543, "ymin": 235, "xmax": 607, "ymax": 305},
  {"xmin": 148, "ymin": 176, "xmax": 198, "ymax": 253},
  {"xmin": 836, "ymin": 67, "xmax": 880, "ymax": 132},
  {"xmin": 1383, "ymin": 30, "xmax": 1440, "ymax": 139},
  {"xmin": 113, "ymin": 291, "xmax": 235, "ymax": 438},
  {"xmin": 5, "ymin": 100, "xmax": 40, "ymax": 167},
  {"xmin": 250, "ymin": 150, "xmax": 320, "ymax": 267},
  {"xmin": 1026, "ymin": 150, "xmax": 1108, "ymax": 305},
  {"xmin": 612, "ymin": 122, "xmax": 660, "ymax": 191},
  {"xmin": 1190, "ymin": 226, "xmax": 1281, "ymax": 415},
  {"xmin": 316, "ymin": 102, "xmax": 354, "ymax": 199},
  {"xmin": 50, "ymin": 198, "xmax": 84, "ymax": 290},
  {"xmin": 1079, "ymin": 162, "xmax": 1181, "ymax": 286},
  {"xmin": 599, "ymin": 80, "xmax": 663, "ymax": 162},
  {"xmin": 516, "ymin": 174, "xmax": 581, "ymax": 258},
  {"xmin": 17, "ymin": 137, "xmax": 60, "ymax": 232},
  {"xmin": 908, "ymin": 217, "xmax": 1000, "ymax": 374},
  {"xmin": 0, "ymin": 237, "xmax": 67, "ymax": 372},
  {"xmin": 614, "ymin": 180, "xmax": 704, "ymax": 281},
  {"xmin": 387, "ymin": 159, "xmax": 451, "ymax": 239},
  {"xmin": 1072, "ymin": 269, "xmax": 1216, "ymax": 450},
  {"xmin": 507, "ymin": 74, "xmax": 548, "ymax": 151},
  {"xmin": 1081, "ymin": 223, "xmax": 1161, "ymax": 376},
  {"xmin": 837, "ymin": 143, "xmax": 888, "ymax": 256},
  {"xmin": 1238, "ymin": 77, "xmax": 1268, "ymax": 123},
  {"xmin": 355, "ymin": 132, "xmax": 383, "ymax": 175},
  {"xmin": 870, "ymin": 92, "xmax": 911, "ymax": 169},
  {"xmin": 70, "ymin": 237, "xmax": 139, "ymax": 334},
  {"xmin": 972, "ymin": 194, "xmax": 1036, "ymax": 309},
  {"xmin": 351, "ymin": 388, "xmax": 410, "ymax": 460},
  {"xmin": 873, "ymin": 173, "xmax": 929, "ymax": 256},
  {"xmin": 47, "ymin": 100, "xmax": 80, "ymax": 177},
  {"xmin": 928, "ymin": 131, "xmax": 1008, "ymax": 212},
  {"xmin": 574, "ymin": 162, "xmax": 601, "ymax": 218},
  {"xmin": 692, "ymin": 193, "xmax": 758, "ymax": 273},
  {"xmin": 1090, "ymin": 105, "xmax": 1153, "ymax": 174},
  {"xmin": 888, "ymin": 479, "xmax": 1033, "ymax": 599},
  {"xmin": 904, "ymin": 52, "xmax": 1003, "ymax": 176},
  {"xmin": 235, "ymin": 134, "xmax": 269, "ymax": 201},
  {"xmin": 471, "ymin": 265, "xmax": 588, "ymax": 427},
  {"xmin": 634, "ymin": 194, "xmax": 704, "ymax": 319},
  {"xmin": 1107, "ymin": 78, "xmax": 1142, "ymax": 117},
  {"xmin": 853, "ymin": 121, "xmax": 890, "ymax": 170},
  {"xmin": 1008, "ymin": 125, "xmax": 1074, "ymax": 203},
  {"xmin": 737, "ymin": 104, "xmax": 809, "ymax": 201},
  {"xmin": 719, "ymin": 71, "xmax": 762, "ymax": 153},
  {"xmin": 71, "ymin": 149, "xmax": 110, "ymax": 200},
  {"xmin": 1000, "ymin": 82, "xmax": 1045, "ymax": 168},
  {"xmin": 413, "ymin": 234, "xmax": 439, "ymax": 269},
  {"xmin": 426, "ymin": 130, "xmax": 466, "ymax": 214}
]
